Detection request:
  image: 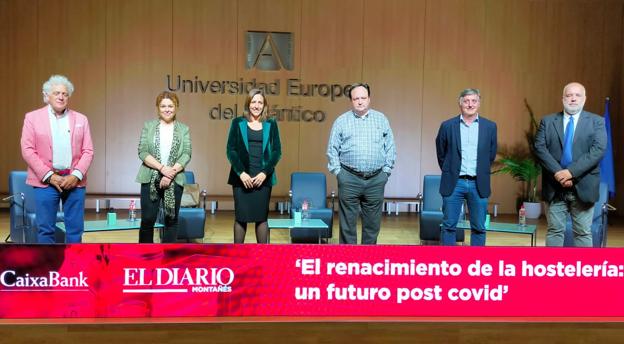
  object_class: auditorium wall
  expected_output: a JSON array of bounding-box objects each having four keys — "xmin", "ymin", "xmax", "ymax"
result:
[{"xmin": 1, "ymin": 0, "xmax": 622, "ymax": 214}]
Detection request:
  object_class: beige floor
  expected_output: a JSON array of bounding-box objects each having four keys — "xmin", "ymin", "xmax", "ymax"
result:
[{"xmin": 1, "ymin": 209, "xmax": 622, "ymax": 246}]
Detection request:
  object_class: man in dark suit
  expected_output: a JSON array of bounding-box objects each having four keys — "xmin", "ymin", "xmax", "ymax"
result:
[
  {"xmin": 534, "ymin": 82, "xmax": 607, "ymax": 247},
  {"xmin": 435, "ymin": 88, "xmax": 497, "ymax": 246}
]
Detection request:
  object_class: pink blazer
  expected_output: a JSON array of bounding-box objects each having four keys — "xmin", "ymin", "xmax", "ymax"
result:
[{"xmin": 20, "ymin": 106, "xmax": 94, "ymax": 188}]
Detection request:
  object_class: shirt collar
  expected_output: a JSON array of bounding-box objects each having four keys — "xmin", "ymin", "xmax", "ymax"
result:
[
  {"xmin": 563, "ymin": 110, "xmax": 581, "ymax": 120},
  {"xmin": 48, "ymin": 104, "xmax": 69, "ymax": 118},
  {"xmin": 459, "ymin": 113, "xmax": 479, "ymax": 123},
  {"xmin": 352, "ymin": 109, "xmax": 370, "ymax": 119}
]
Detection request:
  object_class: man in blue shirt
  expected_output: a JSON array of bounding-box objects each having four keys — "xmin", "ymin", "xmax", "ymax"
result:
[
  {"xmin": 327, "ymin": 83, "xmax": 396, "ymax": 244},
  {"xmin": 435, "ymin": 88, "xmax": 497, "ymax": 246}
]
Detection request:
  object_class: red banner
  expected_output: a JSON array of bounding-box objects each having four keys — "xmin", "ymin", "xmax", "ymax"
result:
[{"xmin": 1, "ymin": 244, "xmax": 623, "ymax": 318}]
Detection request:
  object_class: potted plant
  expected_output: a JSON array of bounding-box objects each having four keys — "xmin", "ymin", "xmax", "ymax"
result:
[
  {"xmin": 493, "ymin": 99, "xmax": 542, "ymax": 218},
  {"xmin": 494, "ymin": 156, "xmax": 542, "ymax": 218}
]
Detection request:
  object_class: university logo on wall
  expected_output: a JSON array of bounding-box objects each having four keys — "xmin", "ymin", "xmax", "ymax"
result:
[{"xmin": 246, "ymin": 31, "xmax": 293, "ymax": 71}]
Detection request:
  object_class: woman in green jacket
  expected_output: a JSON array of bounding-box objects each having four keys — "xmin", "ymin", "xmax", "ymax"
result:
[
  {"xmin": 136, "ymin": 91, "xmax": 192, "ymax": 243},
  {"xmin": 226, "ymin": 89, "xmax": 281, "ymax": 243}
]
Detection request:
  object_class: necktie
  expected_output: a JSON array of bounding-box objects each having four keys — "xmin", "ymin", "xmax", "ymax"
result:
[{"xmin": 560, "ymin": 116, "xmax": 575, "ymax": 168}]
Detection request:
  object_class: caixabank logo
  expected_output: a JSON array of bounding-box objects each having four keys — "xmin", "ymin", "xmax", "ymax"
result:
[
  {"xmin": 122, "ymin": 267, "xmax": 234, "ymax": 294},
  {"xmin": 246, "ymin": 31, "xmax": 293, "ymax": 71},
  {"xmin": 0, "ymin": 270, "xmax": 88, "ymax": 291}
]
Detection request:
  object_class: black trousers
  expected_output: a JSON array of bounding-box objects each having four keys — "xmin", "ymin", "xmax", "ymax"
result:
[{"xmin": 139, "ymin": 182, "xmax": 183, "ymax": 243}]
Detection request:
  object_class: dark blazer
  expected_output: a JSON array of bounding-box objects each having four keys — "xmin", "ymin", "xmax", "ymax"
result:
[
  {"xmin": 435, "ymin": 115, "xmax": 498, "ymax": 198},
  {"xmin": 226, "ymin": 116, "xmax": 282, "ymax": 187},
  {"xmin": 534, "ymin": 110, "xmax": 607, "ymax": 203}
]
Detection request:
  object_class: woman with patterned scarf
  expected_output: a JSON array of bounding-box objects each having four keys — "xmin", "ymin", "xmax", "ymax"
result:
[{"xmin": 135, "ymin": 91, "xmax": 192, "ymax": 243}]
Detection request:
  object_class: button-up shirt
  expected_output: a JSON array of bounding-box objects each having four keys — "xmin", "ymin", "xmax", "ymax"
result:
[
  {"xmin": 563, "ymin": 110, "xmax": 580, "ymax": 135},
  {"xmin": 42, "ymin": 105, "xmax": 83, "ymax": 182},
  {"xmin": 327, "ymin": 108, "xmax": 396, "ymax": 175},
  {"xmin": 459, "ymin": 114, "xmax": 479, "ymax": 177}
]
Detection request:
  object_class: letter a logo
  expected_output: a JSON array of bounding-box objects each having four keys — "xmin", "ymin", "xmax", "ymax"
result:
[{"xmin": 246, "ymin": 31, "xmax": 293, "ymax": 71}]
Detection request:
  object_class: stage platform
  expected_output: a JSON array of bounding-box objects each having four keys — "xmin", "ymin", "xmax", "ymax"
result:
[
  {"xmin": 3, "ymin": 317, "xmax": 624, "ymax": 343},
  {"xmin": 2, "ymin": 212, "xmax": 624, "ymax": 343}
]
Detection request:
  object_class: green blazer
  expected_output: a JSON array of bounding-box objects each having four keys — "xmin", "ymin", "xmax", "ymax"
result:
[
  {"xmin": 226, "ymin": 116, "xmax": 282, "ymax": 186},
  {"xmin": 135, "ymin": 119, "xmax": 192, "ymax": 186}
]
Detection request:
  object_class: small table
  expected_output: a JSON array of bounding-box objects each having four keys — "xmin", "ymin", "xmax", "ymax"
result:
[
  {"xmin": 57, "ymin": 219, "xmax": 163, "ymax": 233},
  {"xmin": 267, "ymin": 218, "xmax": 329, "ymax": 243},
  {"xmin": 384, "ymin": 197, "xmax": 422, "ymax": 215},
  {"xmin": 456, "ymin": 220, "xmax": 537, "ymax": 246}
]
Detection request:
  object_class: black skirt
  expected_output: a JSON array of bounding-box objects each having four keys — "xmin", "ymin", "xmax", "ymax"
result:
[{"xmin": 233, "ymin": 185, "xmax": 272, "ymax": 222}]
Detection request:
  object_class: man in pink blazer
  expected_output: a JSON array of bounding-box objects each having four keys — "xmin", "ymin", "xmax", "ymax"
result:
[{"xmin": 20, "ymin": 75, "xmax": 94, "ymax": 243}]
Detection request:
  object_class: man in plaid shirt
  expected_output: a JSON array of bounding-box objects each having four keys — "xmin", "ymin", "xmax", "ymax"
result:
[{"xmin": 327, "ymin": 83, "xmax": 396, "ymax": 244}]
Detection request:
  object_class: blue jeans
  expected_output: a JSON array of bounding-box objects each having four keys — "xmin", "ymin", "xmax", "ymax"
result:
[
  {"xmin": 34, "ymin": 186, "xmax": 85, "ymax": 243},
  {"xmin": 546, "ymin": 190, "xmax": 593, "ymax": 247},
  {"xmin": 441, "ymin": 179, "xmax": 488, "ymax": 246}
]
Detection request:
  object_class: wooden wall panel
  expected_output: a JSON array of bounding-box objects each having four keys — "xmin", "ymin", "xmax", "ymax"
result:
[
  {"xmin": 542, "ymin": 0, "xmax": 614, "ymax": 111},
  {"xmin": 594, "ymin": 0, "xmax": 623, "ymax": 212},
  {"xmin": 105, "ymin": 0, "xmax": 173, "ymax": 194},
  {"xmin": 298, "ymin": 0, "xmax": 364, "ymax": 193},
  {"xmin": 0, "ymin": 0, "xmax": 14, "ymax": 186},
  {"xmin": 363, "ymin": 0, "xmax": 426, "ymax": 197},
  {"xmin": 618, "ymin": 0, "xmax": 624, "ymax": 213},
  {"xmin": 37, "ymin": 0, "xmax": 107, "ymax": 192},
  {"xmin": 171, "ymin": 0, "xmax": 238, "ymax": 195},
  {"xmin": 616, "ymin": 2, "xmax": 624, "ymax": 215},
  {"xmin": 0, "ymin": 1, "xmax": 38, "ymax": 192},
  {"xmin": 421, "ymin": 0, "xmax": 488, "ymax": 177},
  {"xmin": 480, "ymin": 0, "xmax": 548, "ymax": 212}
]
